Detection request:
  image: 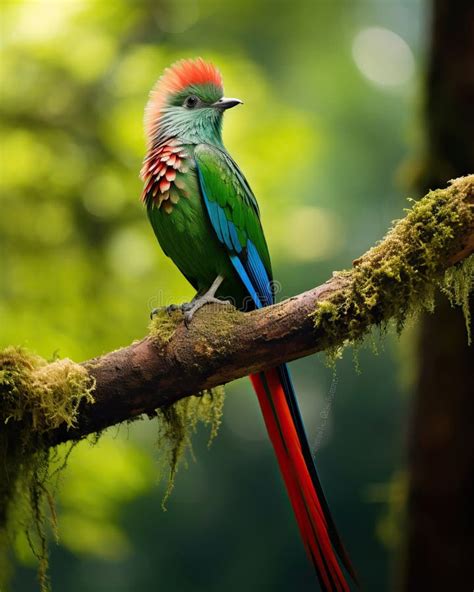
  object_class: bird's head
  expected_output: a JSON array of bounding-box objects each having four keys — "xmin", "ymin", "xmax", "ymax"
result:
[{"xmin": 144, "ymin": 58, "xmax": 242, "ymax": 148}]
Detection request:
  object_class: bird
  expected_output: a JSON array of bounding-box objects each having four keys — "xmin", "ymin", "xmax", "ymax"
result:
[{"xmin": 140, "ymin": 58, "xmax": 357, "ymax": 591}]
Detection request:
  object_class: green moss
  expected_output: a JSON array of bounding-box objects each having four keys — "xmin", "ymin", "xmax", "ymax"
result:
[
  {"xmin": 148, "ymin": 309, "xmax": 183, "ymax": 345},
  {"xmin": 0, "ymin": 347, "xmax": 95, "ymax": 592},
  {"xmin": 148, "ymin": 304, "xmax": 243, "ymax": 351},
  {"xmin": 441, "ymin": 254, "xmax": 474, "ymax": 343},
  {"xmin": 155, "ymin": 387, "xmax": 225, "ymax": 508},
  {"xmin": 312, "ymin": 177, "xmax": 474, "ymax": 362},
  {"xmin": 192, "ymin": 304, "xmax": 243, "ymax": 338}
]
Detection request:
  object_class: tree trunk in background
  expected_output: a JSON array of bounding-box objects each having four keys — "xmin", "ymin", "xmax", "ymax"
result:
[{"xmin": 404, "ymin": 1, "xmax": 474, "ymax": 590}]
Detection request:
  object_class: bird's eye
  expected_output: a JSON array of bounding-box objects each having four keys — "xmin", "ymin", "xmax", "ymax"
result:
[{"xmin": 184, "ymin": 95, "xmax": 198, "ymax": 109}]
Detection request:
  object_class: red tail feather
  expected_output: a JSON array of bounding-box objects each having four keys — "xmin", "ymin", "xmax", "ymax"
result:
[{"xmin": 250, "ymin": 369, "xmax": 352, "ymax": 592}]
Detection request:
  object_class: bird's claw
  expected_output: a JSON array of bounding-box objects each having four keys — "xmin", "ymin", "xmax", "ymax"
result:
[
  {"xmin": 150, "ymin": 304, "xmax": 180, "ymax": 320},
  {"xmin": 165, "ymin": 304, "xmax": 180, "ymax": 316}
]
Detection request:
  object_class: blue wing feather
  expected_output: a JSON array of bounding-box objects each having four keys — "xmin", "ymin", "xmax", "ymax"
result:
[
  {"xmin": 229, "ymin": 255, "xmax": 263, "ymax": 308},
  {"xmin": 205, "ymin": 198, "xmax": 224, "ymax": 243},
  {"xmin": 229, "ymin": 222, "xmax": 242, "ymax": 253},
  {"xmin": 246, "ymin": 240, "xmax": 273, "ymax": 306},
  {"xmin": 218, "ymin": 206, "xmax": 232, "ymax": 251}
]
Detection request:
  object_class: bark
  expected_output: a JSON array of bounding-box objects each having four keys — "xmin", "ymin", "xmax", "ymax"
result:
[{"xmin": 404, "ymin": 1, "xmax": 474, "ymax": 590}]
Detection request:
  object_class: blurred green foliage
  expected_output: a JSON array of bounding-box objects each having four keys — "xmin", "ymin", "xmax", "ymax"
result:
[{"xmin": 0, "ymin": 0, "xmax": 424, "ymax": 590}]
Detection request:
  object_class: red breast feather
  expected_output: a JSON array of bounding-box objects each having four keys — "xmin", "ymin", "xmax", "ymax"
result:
[{"xmin": 140, "ymin": 141, "xmax": 190, "ymax": 211}]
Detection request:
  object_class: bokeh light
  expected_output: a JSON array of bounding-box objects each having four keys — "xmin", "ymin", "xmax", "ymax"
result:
[{"xmin": 352, "ymin": 26, "xmax": 415, "ymax": 89}]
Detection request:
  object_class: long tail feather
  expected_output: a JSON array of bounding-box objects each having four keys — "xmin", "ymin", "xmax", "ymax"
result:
[
  {"xmin": 277, "ymin": 365, "xmax": 359, "ymax": 584},
  {"xmin": 251, "ymin": 367, "xmax": 358, "ymax": 591}
]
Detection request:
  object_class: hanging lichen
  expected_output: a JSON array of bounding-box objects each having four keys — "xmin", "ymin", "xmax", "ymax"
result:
[
  {"xmin": 0, "ymin": 347, "xmax": 95, "ymax": 592},
  {"xmin": 312, "ymin": 177, "xmax": 474, "ymax": 362},
  {"xmin": 441, "ymin": 254, "xmax": 474, "ymax": 344},
  {"xmin": 155, "ymin": 387, "xmax": 225, "ymax": 507}
]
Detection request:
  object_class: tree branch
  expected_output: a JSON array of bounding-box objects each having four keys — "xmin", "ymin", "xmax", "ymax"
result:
[{"xmin": 48, "ymin": 176, "xmax": 474, "ymax": 445}]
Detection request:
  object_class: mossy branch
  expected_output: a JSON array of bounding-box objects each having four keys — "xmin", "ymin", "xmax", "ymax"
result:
[
  {"xmin": 1, "ymin": 175, "xmax": 473, "ymax": 590},
  {"xmin": 39, "ymin": 174, "xmax": 473, "ymax": 445}
]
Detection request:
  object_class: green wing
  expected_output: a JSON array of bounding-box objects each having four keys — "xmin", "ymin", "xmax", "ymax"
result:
[{"xmin": 194, "ymin": 143, "xmax": 273, "ymax": 306}]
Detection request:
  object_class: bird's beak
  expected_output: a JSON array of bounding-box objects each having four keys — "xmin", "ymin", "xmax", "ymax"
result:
[{"xmin": 212, "ymin": 97, "xmax": 243, "ymax": 110}]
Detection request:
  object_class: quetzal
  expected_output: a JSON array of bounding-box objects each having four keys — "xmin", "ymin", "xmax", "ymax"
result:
[{"xmin": 141, "ymin": 58, "xmax": 357, "ymax": 591}]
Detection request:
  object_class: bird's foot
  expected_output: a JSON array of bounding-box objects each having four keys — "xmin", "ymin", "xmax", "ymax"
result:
[{"xmin": 181, "ymin": 295, "xmax": 228, "ymax": 327}]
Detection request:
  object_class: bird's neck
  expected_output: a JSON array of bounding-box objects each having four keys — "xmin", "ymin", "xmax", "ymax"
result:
[{"xmin": 152, "ymin": 108, "xmax": 224, "ymax": 149}]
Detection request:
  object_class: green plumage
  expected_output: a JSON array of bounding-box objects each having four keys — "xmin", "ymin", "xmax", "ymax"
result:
[{"xmin": 147, "ymin": 143, "xmax": 271, "ymax": 309}]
